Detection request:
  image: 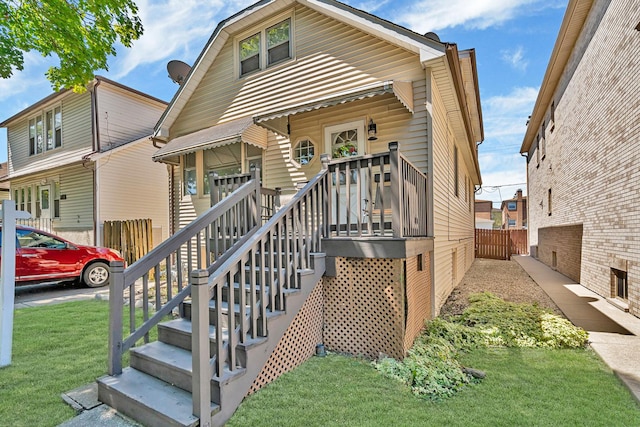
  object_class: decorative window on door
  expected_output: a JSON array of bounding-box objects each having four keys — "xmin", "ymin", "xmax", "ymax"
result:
[{"xmin": 331, "ymin": 129, "xmax": 359, "ymax": 158}]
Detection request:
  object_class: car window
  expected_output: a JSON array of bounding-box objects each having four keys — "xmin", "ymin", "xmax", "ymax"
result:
[{"xmin": 16, "ymin": 229, "xmax": 66, "ymax": 249}]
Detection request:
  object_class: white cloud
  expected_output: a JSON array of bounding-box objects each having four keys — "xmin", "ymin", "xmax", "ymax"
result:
[
  {"xmin": 501, "ymin": 46, "xmax": 528, "ymax": 71},
  {"xmin": 0, "ymin": 52, "xmax": 52, "ymax": 102},
  {"xmin": 393, "ymin": 0, "xmax": 551, "ymax": 33},
  {"xmin": 483, "ymin": 86, "xmax": 538, "ymax": 143},
  {"xmin": 475, "ymin": 86, "xmax": 538, "ymax": 202},
  {"xmin": 110, "ymin": 0, "xmax": 232, "ymax": 78}
]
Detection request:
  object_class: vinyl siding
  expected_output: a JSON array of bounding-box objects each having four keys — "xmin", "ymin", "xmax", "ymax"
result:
[
  {"xmin": 172, "ymin": 5, "xmax": 425, "ymax": 136},
  {"xmin": 10, "ymin": 164, "xmax": 94, "ymax": 244},
  {"xmin": 431, "ymin": 72, "xmax": 475, "ymax": 312},
  {"xmin": 7, "ymin": 91, "xmax": 93, "ymax": 177},
  {"xmin": 96, "ymin": 139, "xmax": 170, "ymax": 245},
  {"xmin": 95, "ymin": 83, "xmax": 167, "ymax": 150}
]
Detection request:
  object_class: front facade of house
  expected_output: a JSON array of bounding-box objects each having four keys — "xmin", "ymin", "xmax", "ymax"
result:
[
  {"xmin": 96, "ymin": 1, "xmax": 483, "ymax": 424},
  {"xmin": 521, "ymin": 0, "xmax": 640, "ymax": 316},
  {"xmin": 153, "ymin": 0, "xmax": 483, "ymax": 313},
  {"xmin": 0, "ymin": 77, "xmax": 170, "ymax": 247}
]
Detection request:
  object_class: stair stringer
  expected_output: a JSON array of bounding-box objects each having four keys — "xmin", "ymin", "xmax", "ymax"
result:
[{"xmin": 209, "ymin": 252, "xmax": 325, "ymax": 426}]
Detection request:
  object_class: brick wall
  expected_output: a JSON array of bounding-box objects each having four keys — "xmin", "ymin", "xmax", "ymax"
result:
[
  {"xmin": 537, "ymin": 225, "xmax": 583, "ymax": 282},
  {"xmin": 526, "ymin": 0, "xmax": 640, "ymax": 316}
]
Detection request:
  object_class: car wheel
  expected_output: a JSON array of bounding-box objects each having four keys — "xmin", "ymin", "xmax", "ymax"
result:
[{"xmin": 83, "ymin": 262, "xmax": 110, "ymax": 288}]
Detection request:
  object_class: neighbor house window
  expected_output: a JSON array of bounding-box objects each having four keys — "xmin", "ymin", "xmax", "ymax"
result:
[
  {"xmin": 507, "ymin": 201, "xmax": 517, "ymax": 211},
  {"xmin": 292, "ymin": 138, "xmax": 314, "ymax": 166},
  {"xmin": 29, "ymin": 106, "xmax": 61, "ymax": 155},
  {"xmin": 548, "ymin": 188, "xmax": 552, "ymax": 216},
  {"xmin": 611, "ymin": 268, "xmax": 628, "ymax": 300},
  {"xmin": 238, "ymin": 17, "xmax": 292, "ymax": 77}
]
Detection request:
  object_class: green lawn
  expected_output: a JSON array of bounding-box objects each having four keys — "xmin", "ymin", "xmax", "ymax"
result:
[
  {"xmin": 0, "ymin": 301, "xmax": 111, "ymax": 427},
  {"xmin": 1, "ymin": 301, "xmax": 639, "ymax": 427},
  {"xmin": 229, "ymin": 350, "xmax": 640, "ymax": 427}
]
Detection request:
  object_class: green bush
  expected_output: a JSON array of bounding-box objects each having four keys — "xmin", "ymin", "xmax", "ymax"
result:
[
  {"xmin": 422, "ymin": 317, "xmax": 483, "ymax": 353},
  {"xmin": 374, "ymin": 292, "xmax": 588, "ymax": 401},
  {"xmin": 374, "ymin": 336, "xmax": 473, "ymax": 400},
  {"xmin": 459, "ymin": 292, "xmax": 588, "ymax": 349}
]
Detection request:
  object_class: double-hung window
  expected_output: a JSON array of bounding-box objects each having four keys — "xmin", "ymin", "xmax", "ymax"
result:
[
  {"xmin": 29, "ymin": 106, "xmax": 62, "ymax": 155},
  {"xmin": 239, "ymin": 18, "xmax": 292, "ymax": 77}
]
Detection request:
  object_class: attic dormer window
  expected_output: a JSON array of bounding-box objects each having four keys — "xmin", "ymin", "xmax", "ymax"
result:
[{"xmin": 239, "ymin": 17, "xmax": 291, "ymax": 77}]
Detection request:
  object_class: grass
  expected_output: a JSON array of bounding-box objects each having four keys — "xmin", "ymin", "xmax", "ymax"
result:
[
  {"xmin": 228, "ymin": 350, "xmax": 640, "ymax": 427},
  {"xmin": 1, "ymin": 301, "xmax": 639, "ymax": 427},
  {"xmin": 0, "ymin": 300, "xmax": 111, "ymax": 427}
]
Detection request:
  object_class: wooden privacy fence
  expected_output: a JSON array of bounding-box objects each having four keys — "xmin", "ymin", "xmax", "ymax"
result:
[
  {"xmin": 475, "ymin": 229, "xmax": 528, "ymax": 260},
  {"xmin": 103, "ymin": 219, "xmax": 153, "ymax": 266}
]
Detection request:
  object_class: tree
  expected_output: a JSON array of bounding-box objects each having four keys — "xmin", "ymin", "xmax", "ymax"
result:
[{"xmin": 0, "ymin": 0, "xmax": 143, "ymax": 92}]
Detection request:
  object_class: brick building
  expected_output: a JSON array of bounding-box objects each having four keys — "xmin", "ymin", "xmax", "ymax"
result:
[
  {"xmin": 500, "ymin": 189, "xmax": 527, "ymax": 230},
  {"xmin": 520, "ymin": 0, "xmax": 640, "ymax": 316}
]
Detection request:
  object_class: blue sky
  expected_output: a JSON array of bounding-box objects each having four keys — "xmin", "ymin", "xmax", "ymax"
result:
[{"xmin": 0, "ymin": 0, "xmax": 567, "ymax": 207}]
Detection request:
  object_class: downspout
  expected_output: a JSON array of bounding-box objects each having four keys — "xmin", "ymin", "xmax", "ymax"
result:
[
  {"xmin": 425, "ymin": 67, "xmax": 436, "ymax": 318},
  {"xmin": 90, "ymin": 78, "xmax": 101, "ymax": 245}
]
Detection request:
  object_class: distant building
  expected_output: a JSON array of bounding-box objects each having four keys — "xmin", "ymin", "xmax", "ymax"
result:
[
  {"xmin": 475, "ymin": 199, "xmax": 494, "ymax": 229},
  {"xmin": 501, "ymin": 189, "xmax": 527, "ymax": 230}
]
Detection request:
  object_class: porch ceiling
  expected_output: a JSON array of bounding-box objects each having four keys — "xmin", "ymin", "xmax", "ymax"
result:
[
  {"xmin": 253, "ymin": 80, "xmax": 414, "ymax": 136},
  {"xmin": 152, "ymin": 116, "xmax": 267, "ymax": 162}
]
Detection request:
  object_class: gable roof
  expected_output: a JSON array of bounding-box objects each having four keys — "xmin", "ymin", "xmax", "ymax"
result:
[
  {"xmin": 0, "ymin": 76, "xmax": 166, "ymax": 128},
  {"xmin": 153, "ymin": 0, "xmax": 447, "ymax": 139}
]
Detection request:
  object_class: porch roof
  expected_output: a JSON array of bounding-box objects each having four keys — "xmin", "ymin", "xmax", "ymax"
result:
[
  {"xmin": 152, "ymin": 116, "xmax": 267, "ymax": 162},
  {"xmin": 253, "ymin": 80, "xmax": 413, "ymax": 136}
]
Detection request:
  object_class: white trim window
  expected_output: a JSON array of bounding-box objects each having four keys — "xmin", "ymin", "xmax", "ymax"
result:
[
  {"xmin": 29, "ymin": 105, "xmax": 62, "ymax": 155},
  {"xmin": 291, "ymin": 138, "xmax": 315, "ymax": 167},
  {"xmin": 238, "ymin": 17, "xmax": 292, "ymax": 77},
  {"xmin": 324, "ymin": 121, "xmax": 365, "ymax": 159}
]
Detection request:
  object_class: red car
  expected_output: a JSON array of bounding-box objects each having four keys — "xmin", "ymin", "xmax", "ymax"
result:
[{"xmin": 1, "ymin": 226, "xmax": 124, "ymax": 288}]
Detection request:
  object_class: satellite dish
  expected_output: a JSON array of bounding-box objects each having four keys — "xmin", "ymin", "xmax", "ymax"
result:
[
  {"xmin": 424, "ymin": 32, "xmax": 441, "ymax": 42},
  {"xmin": 167, "ymin": 60, "xmax": 191, "ymax": 85}
]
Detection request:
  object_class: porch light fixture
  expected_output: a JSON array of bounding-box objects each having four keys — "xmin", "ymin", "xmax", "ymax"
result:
[{"xmin": 368, "ymin": 119, "xmax": 378, "ymax": 141}]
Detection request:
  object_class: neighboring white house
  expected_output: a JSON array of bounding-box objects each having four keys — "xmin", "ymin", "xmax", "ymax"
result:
[{"xmin": 0, "ymin": 76, "xmax": 171, "ymax": 247}]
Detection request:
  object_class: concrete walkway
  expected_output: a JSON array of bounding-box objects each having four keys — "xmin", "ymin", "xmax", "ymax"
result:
[{"xmin": 514, "ymin": 255, "xmax": 640, "ymax": 403}]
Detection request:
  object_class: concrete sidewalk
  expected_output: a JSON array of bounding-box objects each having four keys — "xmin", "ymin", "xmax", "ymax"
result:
[{"xmin": 514, "ymin": 255, "xmax": 640, "ymax": 402}]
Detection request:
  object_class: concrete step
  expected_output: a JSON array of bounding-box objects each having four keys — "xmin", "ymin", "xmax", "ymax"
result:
[{"xmin": 97, "ymin": 367, "xmax": 218, "ymax": 427}]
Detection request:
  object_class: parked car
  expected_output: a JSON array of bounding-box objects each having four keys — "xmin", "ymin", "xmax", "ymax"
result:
[{"xmin": 0, "ymin": 226, "xmax": 124, "ymax": 287}]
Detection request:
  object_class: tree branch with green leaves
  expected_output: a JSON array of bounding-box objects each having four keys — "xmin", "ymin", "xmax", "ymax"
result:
[{"xmin": 0, "ymin": 0, "xmax": 143, "ymax": 92}]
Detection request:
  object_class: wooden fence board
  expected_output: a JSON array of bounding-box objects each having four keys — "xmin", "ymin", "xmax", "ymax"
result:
[
  {"xmin": 475, "ymin": 229, "xmax": 529, "ymax": 260},
  {"xmin": 103, "ymin": 219, "xmax": 153, "ymax": 266}
]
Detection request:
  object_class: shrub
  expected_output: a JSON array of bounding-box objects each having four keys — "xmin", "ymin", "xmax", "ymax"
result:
[
  {"xmin": 374, "ymin": 292, "xmax": 588, "ymax": 401},
  {"xmin": 374, "ymin": 336, "xmax": 473, "ymax": 400},
  {"xmin": 459, "ymin": 292, "xmax": 588, "ymax": 349}
]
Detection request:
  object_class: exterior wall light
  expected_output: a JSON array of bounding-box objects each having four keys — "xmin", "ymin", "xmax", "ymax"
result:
[{"xmin": 368, "ymin": 118, "xmax": 378, "ymax": 141}]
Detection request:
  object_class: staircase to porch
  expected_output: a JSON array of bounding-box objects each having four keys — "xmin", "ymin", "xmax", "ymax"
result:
[{"xmin": 97, "ymin": 143, "xmax": 429, "ymax": 426}]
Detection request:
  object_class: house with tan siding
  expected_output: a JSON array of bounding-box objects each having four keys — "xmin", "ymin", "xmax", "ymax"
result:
[
  {"xmin": 153, "ymin": 0, "xmax": 482, "ymax": 312},
  {"xmin": 0, "ymin": 76, "xmax": 170, "ymax": 250},
  {"xmin": 97, "ymin": 1, "xmax": 483, "ymax": 424},
  {"xmin": 521, "ymin": 0, "xmax": 640, "ymax": 317}
]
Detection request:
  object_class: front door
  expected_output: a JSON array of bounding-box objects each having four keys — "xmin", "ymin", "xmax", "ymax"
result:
[
  {"xmin": 39, "ymin": 185, "xmax": 51, "ymax": 220},
  {"xmin": 324, "ymin": 121, "xmax": 366, "ymax": 226}
]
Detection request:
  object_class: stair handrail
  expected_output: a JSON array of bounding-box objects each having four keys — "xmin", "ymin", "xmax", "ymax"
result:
[
  {"xmin": 190, "ymin": 163, "xmax": 329, "ymax": 419},
  {"xmin": 108, "ymin": 171, "xmax": 265, "ymax": 376}
]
